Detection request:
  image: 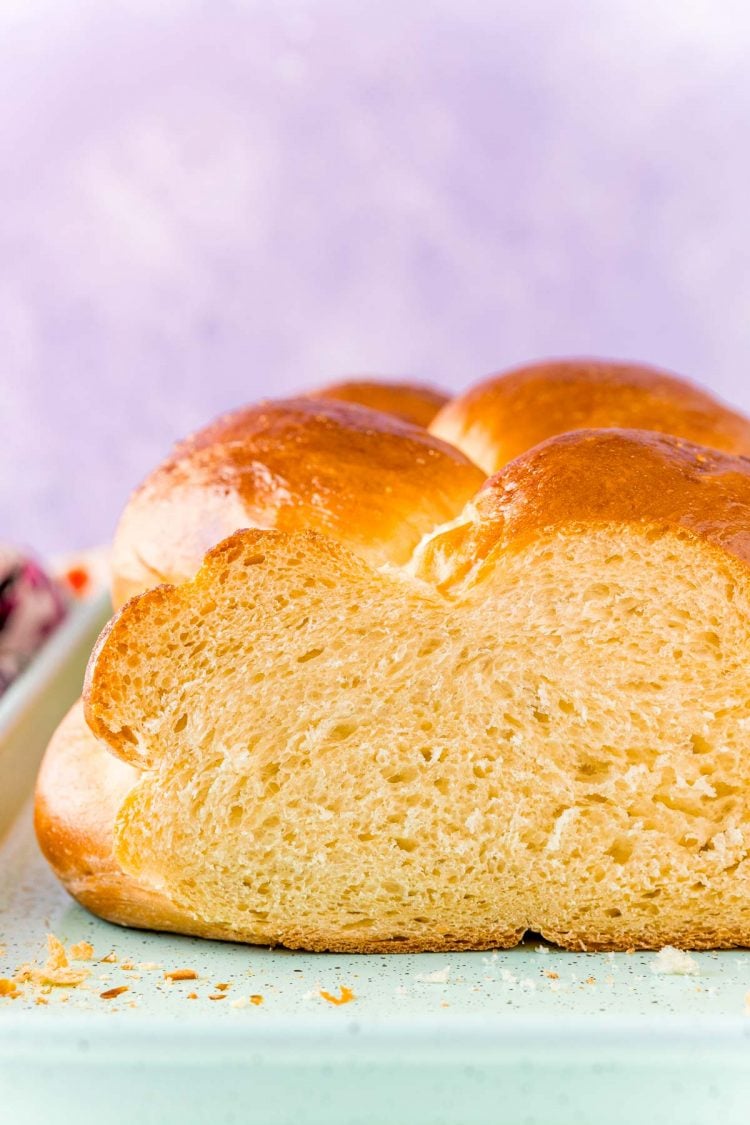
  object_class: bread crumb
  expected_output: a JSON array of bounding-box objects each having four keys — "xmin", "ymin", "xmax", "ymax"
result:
[
  {"xmin": 544, "ymin": 970, "xmax": 559, "ymax": 980},
  {"xmin": 319, "ymin": 986, "xmax": 355, "ymax": 1006},
  {"xmin": 0, "ymin": 978, "xmax": 21, "ymax": 998},
  {"xmin": 214, "ymin": 982, "xmax": 230, "ymax": 991},
  {"xmin": 69, "ymin": 941, "xmax": 94, "ymax": 961},
  {"xmin": 650, "ymin": 947, "xmax": 699, "ymax": 976},
  {"xmin": 164, "ymin": 969, "xmax": 198, "ymax": 981},
  {"xmin": 585, "ymin": 976, "xmax": 596, "ymax": 985},
  {"xmin": 230, "ymin": 996, "xmax": 250, "ymax": 1009},
  {"xmin": 209, "ymin": 993, "xmax": 227, "ymax": 1001},
  {"xmin": 119, "ymin": 962, "xmax": 135, "ymax": 971},
  {"xmin": 16, "ymin": 935, "xmax": 90, "ymax": 988},
  {"xmin": 138, "ymin": 962, "xmax": 160, "ymax": 971},
  {"xmin": 416, "ymin": 966, "xmax": 450, "ymax": 984},
  {"xmin": 250, "ymin": 994, "xmax": 264, "ymax": 1006},
  {"xmin": 100, "ymin": 986, "xmax": 128, "ymax": 1000},
  {"xmin": 187, "ymin": 992, "xmax": 198, "ymax": 1000},
  {"xmin": 34, "ymin": 995, "xmax": 48, "ymax": 1005},
  {"xmin": 100, "ymin": 953, "xmax": 117, "ymax": 963},
  {"xmin": 500, "ymin": 969, "xmax": 517, "ymax": 984}
]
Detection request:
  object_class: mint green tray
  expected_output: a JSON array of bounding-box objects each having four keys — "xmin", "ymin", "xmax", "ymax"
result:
[{"xmin": 2, "ymin": 592, "xmax": 750, "ymax": 1124}]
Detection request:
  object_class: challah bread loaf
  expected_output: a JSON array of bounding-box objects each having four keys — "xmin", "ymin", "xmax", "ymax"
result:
[
  {"xmin": 110, "ymin": 398, "xmax": 483, "ymax": 609},
  {"xmin": 75, "ymin": 429, "xmax": 750, "ymax": 952},
  {"xmin": 430, "ymin": 359, "xmax": 750, "ymax": 474},
  {"xmin": 307, "ymin": 378, "xmax": 448, "ymax": 427}
]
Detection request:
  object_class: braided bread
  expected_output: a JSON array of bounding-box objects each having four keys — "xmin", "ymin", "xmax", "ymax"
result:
[{"xmin": 35, "ymin": 363, "xmax": 750, "ymax": 951}]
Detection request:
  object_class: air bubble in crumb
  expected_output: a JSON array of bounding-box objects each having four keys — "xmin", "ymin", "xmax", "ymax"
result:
[{"xmin": 650, "ymin": 947, "xmax": 699, "ymax": 975}]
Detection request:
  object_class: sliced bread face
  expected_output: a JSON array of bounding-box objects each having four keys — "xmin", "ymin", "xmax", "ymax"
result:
[{"xmin": 85, "ymin": 432, "xmax": 750, "ymax": 951}]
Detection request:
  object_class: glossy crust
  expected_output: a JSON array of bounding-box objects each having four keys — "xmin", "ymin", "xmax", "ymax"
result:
[
  {"xmin": 430, "ymin": 359, "xmax": 750, "ymax": 474},
  {"xmin": 416, "ymin": 428, "xmax": 750, "ymax": 591},
  {"xmin": 111, "ymin": 397, "xmax": 483, "ymax": 608},
  {"xmin": 306, "ymin": 378, "xmax": 448, "ymax": 427}
]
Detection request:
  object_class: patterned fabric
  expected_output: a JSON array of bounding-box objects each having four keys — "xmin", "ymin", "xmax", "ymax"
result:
[{"xmin": 0, "ymin": 550, "xmax": 68, "ymax": 695}]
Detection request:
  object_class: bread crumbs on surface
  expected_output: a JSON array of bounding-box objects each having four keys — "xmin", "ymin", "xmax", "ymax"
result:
[
  {"xmin": 69, "ymin": 941, "xmax": 94, "ymax": 961},
  {"xmin": 650, "ymin": 947, "xmax": 699, "ymax": 976},
  {"xmin": 138, "ymin": 962, "xmax": 161, "ymax": 971},
  {"xmin": 187, "ymin": 992, "xmax": 198, "ymax": 1000},
  {"xmin": 208, "ymin": 993, "xmax": 227, "ymax": 1001},
  {"xmin": 164, "ymin": 969, "xmax": 198, "ymax": 981},
  {"xmin": 319, "ymin": 986, "xmax": 355, "ymax": 1006},
  {"xmin": 100, "ymin": 986, "xmax": 128, "ymax": 1000},
  {"xmin": 100, "ymin": 953, "xmax": 118, "ymax": 963},
  {"xmin": 214, "ymin": 982, "xmax": 231, "ymax": 991},
  {"xmin": 416, "ymin": 966, "xmax": 450, "ymax": 984},
  {"xmin": 0, "ymin": 978, "xmax": 21, "ymax": 998},
  {"xmin": 231, "ymin": 996, "xmax": 250, "ymax": 1009},
  {"xmin": 585, "ymin": 976, "xmax": 596, "ymax": 985},
  {"xmin": 119, "ymin": 962, "xmax": 135, "ymax": 971},
  {"xmin": 15, "ymin": 934, "xmax": 90, "ymax": 989},
  {"xmin": 250, "ymin": 994, "xmax": 264, "ymax": 1006},
  {"xmin": 544, "ymin": 970, "xmax": 559, "ymax": 980}
]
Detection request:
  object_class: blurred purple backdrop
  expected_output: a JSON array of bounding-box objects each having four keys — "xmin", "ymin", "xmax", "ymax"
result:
[{"xmin": 3, "ymin": 0, "xmax": 750, "ymax": 554}]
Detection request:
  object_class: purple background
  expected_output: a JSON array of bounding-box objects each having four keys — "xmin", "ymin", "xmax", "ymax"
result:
[{"xmin": 4, "ymin": 0, "xmax": 750, "ymax": 555}]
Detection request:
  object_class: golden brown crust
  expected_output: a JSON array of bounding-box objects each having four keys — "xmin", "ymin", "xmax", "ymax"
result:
[
  {"xmin": 539, "ymin": 928, "xmax": 750, "ymax": 952},
  {"xmin": 111, "ymin": 397, "xmax": 482, "ymax": 608},
  {"xmin": 416, "ymin": 428, "xmax": 750, "ymax": 591},
  {"xmin": 306, "ymin": 378, "xmax": 448, "ymax": 427},
  {"xmin": 430, "ymin": 358, "xmax": 750, "ymax": 474}
]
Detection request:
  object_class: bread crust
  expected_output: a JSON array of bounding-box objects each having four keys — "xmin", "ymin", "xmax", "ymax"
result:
[
  {"xmin": 111, "ymin": 397, "xmax": 482, "ymax": 608},
  {"xmin": 430, "ymin": 359, "xmax": 750, "ymax": 474},
  {"xmin": 415, "ymin": 428, "xmax": 750, "ymax": 591},
  {"xmin": 306, "ymin": 378, "xmax": 448, "ymax": 427}
]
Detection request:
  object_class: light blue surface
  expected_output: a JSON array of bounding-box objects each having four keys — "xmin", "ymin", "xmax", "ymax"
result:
[{"xmin": 2, "ymin": 597, "xmax": 750, "ymax": 1123}]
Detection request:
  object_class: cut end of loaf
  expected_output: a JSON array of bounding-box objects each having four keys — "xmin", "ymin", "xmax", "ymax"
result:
[{"xmin": 82, "ymin": 425, "xmax": 750, "ymax": 949}]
